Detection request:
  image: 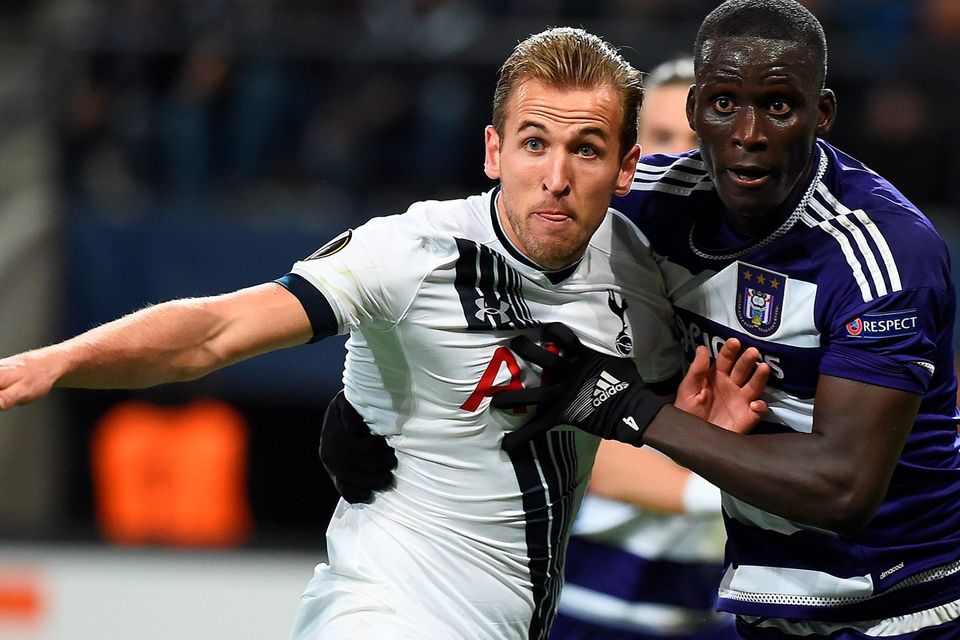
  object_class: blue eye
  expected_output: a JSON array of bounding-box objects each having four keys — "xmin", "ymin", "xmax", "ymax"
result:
[{"xmin": 578, "ymin": 145, "xmax": 597, "ymax": 157}]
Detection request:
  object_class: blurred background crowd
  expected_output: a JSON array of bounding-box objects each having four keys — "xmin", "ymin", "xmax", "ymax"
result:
[{"xmin": 2, "ymin": 0, "xmax": 960, "ymax": 553}]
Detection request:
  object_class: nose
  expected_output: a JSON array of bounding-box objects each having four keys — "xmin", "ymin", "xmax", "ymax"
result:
[
  {"xmin": 542, "ymin": 151, "xmax": 572, "ymax": 198},
  {"xmin": 732, "ymin": 106, "xmax": 767, "ymax": 151}
]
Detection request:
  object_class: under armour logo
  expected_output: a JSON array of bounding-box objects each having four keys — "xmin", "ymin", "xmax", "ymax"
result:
[{"xmin": 475, "ymin": 298, "xmax": 511, "ymax": 323}]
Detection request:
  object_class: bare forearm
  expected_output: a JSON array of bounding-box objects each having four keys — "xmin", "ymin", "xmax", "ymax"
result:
[
  {"xmin": 0, "ymin": 283, "xmax": 313, "ymax": 410},
  {"xmin": 49, "ymin": 299, "xmax": 234, "ymax": 389},
  {"xmin": 644, "ymin": 407, "xmax": 860, "ymax": 532}
]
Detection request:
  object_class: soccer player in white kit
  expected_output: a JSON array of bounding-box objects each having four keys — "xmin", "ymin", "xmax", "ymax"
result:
[{"xmin": 0, "ymin": 28, "xmax": 769, "ymax": 640}]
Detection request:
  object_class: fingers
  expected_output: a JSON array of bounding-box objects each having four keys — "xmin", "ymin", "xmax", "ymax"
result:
[
  {"xmin": 338, "ymin": 483, "xmax": 375, "ymax": 505},
  {"xmin": 541, "ymin": 323, "xmax": 583, "ymax": 356},
  {"xmin": 490, "ymin": 386, "xmax": 548, "ymax": 410},
  {"xmin": 713, "ymin": 337, "xmax": 742, "ymax": 375},
  {"xmin": 0, "ymin": 380, "xmax": 35, "ymax": 411},
  {"xmin": 715, "ymin": 338, "xmax": 766, "ymax": 388},
  {"xmin": 686, "ymin": 345, "xmax": 712, "ymax": 380},
  {"xmin": 508, "ymin": 335, "xmax": 560, "ymax": 369},
  {"xmin": 0, "ymin": 357, "xmax": 28, "ymax": 410},
  {"xmin": 750, "ymin": 399, "xmax": 769, "ymax": 414},
  {"xmin": 743, "ymin": 361, "xmax": 771, "ymax": 397},
  {"xmin": 728, "ymin": 346, "xmax": 762, "ymax": 386},
  {"xmin": 501, "ymin": 419, "xmax": 554, "ymax": 451}
]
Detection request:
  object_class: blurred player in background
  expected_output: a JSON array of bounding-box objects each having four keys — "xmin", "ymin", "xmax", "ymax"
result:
[{"xmin": 549, "ymin": 56, "xmax": 737, "ymax": 640}]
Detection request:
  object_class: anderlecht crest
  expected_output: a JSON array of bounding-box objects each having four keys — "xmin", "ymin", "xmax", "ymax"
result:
[{"xmin": 735, "ymin": 262, "xmax": 786, "ymax": 337}]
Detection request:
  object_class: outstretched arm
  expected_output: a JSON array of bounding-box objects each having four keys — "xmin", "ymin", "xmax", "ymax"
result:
[
  {"xmin": 0, "ymin": 283, "xmax": 312, "ymax": 409},
  {"xmin": 495, "ymin": 322, "xmax": 920, "ymax": 534},
  {"xmin": 645, "ymin": 376, "xmax": 918, "ymax": 535}
]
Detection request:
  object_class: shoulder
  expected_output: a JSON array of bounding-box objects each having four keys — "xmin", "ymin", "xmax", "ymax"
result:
[
  {"xmin": 811, "ymin": 141, "xmax": 950, "ymax": 289},
  {"xmin": 614, "ymin": 152, "xmax": 716, "ymax": 225},
  {"xmin": 599, "ymin": 208, "xmax": 653, "ymax": 255},
  {"xmin": 633, "ymin": 151, "xmax": 712, "ymax": 194},
  {"xmin": 347, "ymin": 191, "xmax": 492, "ymax": 254},
  {"xmin": 586, "ymin": 210, "xmax": 669, "ymax": 292}
]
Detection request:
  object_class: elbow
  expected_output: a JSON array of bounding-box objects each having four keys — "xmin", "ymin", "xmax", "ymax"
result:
[
  {"xmin": 170, "ymin": 347, "xmax": 224, "ymax": 382},
  {"xmin": 820, "ymin": 504, "xmax": 876, "ymax": 537},
  {"xmin": 814, "ymin": 480, "xmax": 883, "ymax": 537}
]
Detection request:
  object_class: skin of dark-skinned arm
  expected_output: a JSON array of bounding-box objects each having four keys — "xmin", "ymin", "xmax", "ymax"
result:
[{"xmin": 643, "ymin": 374, "xmax": 919, "ymax": 536}]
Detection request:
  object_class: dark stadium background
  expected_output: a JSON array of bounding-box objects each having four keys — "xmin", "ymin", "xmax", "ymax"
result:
[{"xmin": 1, "ymin": 0, "xmax": 959, "ymax": 555}]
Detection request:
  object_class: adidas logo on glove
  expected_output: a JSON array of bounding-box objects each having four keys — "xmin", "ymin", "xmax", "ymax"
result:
[{"xmin": 592, "ymin": 371, "xmax": 630, "ymax": 407}]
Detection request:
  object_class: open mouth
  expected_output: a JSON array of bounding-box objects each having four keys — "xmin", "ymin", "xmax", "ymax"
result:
[{"xmin": 727, "ymin": 167, "xmax": 770, "ymax": 187}]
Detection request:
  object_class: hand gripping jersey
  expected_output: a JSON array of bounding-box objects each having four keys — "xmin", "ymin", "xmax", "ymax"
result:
[
  {"xmin": 613, "ymin": 140, "xmax": 960, "ymax": 628},
  {"xmin": 282, "ymin": 188, "xmax": 682, "ymax": 640}
]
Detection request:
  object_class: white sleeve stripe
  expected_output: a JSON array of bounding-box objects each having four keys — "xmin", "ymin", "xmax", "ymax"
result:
[
  {"xmin": 632, "ymin": 172, "xmax": 706, "ymax": 186},
  {"xmin": 635, "ymin": 157, "xmax": 707, "ymax": 174},
  {"xmin": 810, "ymin": 183, "xmax": 903, "ymax": 300},
  {"xmin": 813, "ymin": 184, "xmax": 900, "ymax": 291},
  {"xmin": 810, "ymin": 207, "xmax": 875, "ymax": 302},
  {"xmin": 855, "ymin": 209, "xmax": 902, "ymax": 291},
  {"xmin": 629, "ymin": 180, "xmax": 713, "ymax": 196},
  {"xmin": 833, "ymin": 210, "xmax": 889, "ymax": 297}
]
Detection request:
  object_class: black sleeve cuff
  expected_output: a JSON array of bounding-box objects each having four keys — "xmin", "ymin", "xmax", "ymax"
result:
[{"xmin": 275, "ymin": 273, "xmax": 339, "ymax": 343}]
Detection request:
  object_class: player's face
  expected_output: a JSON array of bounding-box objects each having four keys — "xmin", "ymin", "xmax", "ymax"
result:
[
  {"xmin": 639, "ymin": 83, "xmax": 698, "ymax": 155},
  {"xmin": 687, "ymin": 37, "xmax": 836, "ymax": 233},
  {"xmin": 484, "ymin": 77, "xmax": 639, "ymax": 270}
]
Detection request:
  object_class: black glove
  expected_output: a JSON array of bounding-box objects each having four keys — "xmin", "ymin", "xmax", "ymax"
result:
[
  {"xmin": 319, "ymin": 390, "xmax": 397, "ymax": 504},
  {"xmin": 493, "ymin": 323, "xmax": 669, "ymax": 451}
]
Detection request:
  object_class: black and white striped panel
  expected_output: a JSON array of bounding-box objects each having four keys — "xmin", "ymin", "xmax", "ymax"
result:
[
  {"xmin": 631, "ymin": 157, "xmax": 713, "ymax": 196},
  {"xmin": 509, "ymin": 429, "xmax": 581, "ymax": 640},
  {"xmin": 454, "ymin": 238, "xmax": 539, "ymax": 330}
]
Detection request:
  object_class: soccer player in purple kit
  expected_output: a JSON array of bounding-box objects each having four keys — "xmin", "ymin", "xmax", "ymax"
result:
[
  {"xmin": 515, "ymin": 0, "xmax": 960, "ymax": 637},
  {"xmin": 322, "ymin": 0, "xmax": 960, "ymax": 637}
]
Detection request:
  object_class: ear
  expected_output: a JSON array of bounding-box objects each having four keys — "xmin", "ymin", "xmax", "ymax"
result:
[
  {"xmin": 816, "ymin": 88, "xmax": 837, "ymax": 135},
  {"xmin": 484, "ymin": 126, "xmax": 502, "ymax": 180},
  {"xmin": 685, "ymin": 84, "xmax": 697, "ymax": 131},
  {"xmin": 614, "ymin": 143, "xmax": 641, "ymax": 197}
]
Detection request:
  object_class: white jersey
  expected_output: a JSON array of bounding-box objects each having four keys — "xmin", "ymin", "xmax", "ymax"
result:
[{"xmin": 283, "ymin": 188, "xmax": 682, "ymax": 639}]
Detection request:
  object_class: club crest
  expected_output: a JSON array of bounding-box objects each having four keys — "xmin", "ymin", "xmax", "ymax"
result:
[
  {"xmin": 735, "ymin": 262, "xmax": 786, "ymax": 337},
  {"xmin": 608, "ymin": 291, "xmax": 632, "ymax": 356},
  {"xmin": 305, "ymin": 230, "xmax": 352, "ymax": 260}
]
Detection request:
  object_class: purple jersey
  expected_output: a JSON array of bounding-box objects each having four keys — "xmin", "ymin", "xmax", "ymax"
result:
[{"xmin": 613, "ymin": 139, "xmax": 960, "ymax": 623}]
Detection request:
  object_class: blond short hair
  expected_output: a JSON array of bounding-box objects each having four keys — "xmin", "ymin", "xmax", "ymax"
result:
[{"xmin": 492, "ymin": 27, "xmax": 643, "ymax": 157}]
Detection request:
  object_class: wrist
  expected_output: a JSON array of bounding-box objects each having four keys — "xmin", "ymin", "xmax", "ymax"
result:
[{"xmin": 609, "ymin": 388, "xmax": 669, "ymax": 445}]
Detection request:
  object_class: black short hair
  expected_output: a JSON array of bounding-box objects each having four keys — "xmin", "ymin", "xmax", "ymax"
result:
[{"xmin": 694, "ymin": 0, "xmax": 827, "ymax": 87}]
